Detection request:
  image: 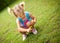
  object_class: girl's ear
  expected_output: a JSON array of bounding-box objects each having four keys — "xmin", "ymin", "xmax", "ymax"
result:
[
  {"xmin": 8, "ymin": 7, "xmax": 13, "ymax": 15},
  {"xmin": 19, "ymin": 2, "xmax": 25, "ymax": 8}
]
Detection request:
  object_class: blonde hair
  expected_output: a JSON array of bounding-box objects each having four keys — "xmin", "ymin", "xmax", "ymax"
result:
[{"xmin": 8, "ymin": 2, "xmax": 25, "ymax": 17}]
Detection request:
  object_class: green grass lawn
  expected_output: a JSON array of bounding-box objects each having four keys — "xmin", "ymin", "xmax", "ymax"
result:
[{"xmin": 0, "ymin": 0, "xmax": 60, "ymax": 43}]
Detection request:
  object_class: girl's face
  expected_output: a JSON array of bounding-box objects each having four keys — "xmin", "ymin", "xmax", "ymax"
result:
[{"xmin": 13, "ymin": 5, "xmax": 25, "ymax": 18}]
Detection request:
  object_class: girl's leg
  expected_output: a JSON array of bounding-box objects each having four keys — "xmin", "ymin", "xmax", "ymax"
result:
[
  {"xmin": 31, "ymin": 26, "xmax": 37, "ymax": 34},
  {"xmin": 19, "ymin": 30, "xmax": 27, "ymax": 41},
  {"xmin": 22, "ymin": 33, "xmax": 27, "ymax": 41}
]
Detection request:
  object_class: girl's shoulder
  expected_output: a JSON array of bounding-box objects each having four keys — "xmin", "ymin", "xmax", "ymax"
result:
[
  {"xmin": 25, "ymin": 11, "xmax": 29, "ymax": 13},
  {"xmin": 16, "ymin": 17, "xmax": 23, "ymax": 23},
  {"xmin": 25, "ymin": 11, "xmax": 30, "ymax": 15},
  {"xmin": 16, "ymin": 18, "xmax": 19, "ymax": 23},
  {"xmin": 25, "ymin": 11, "xmax": 32, "ymax": 16},
  {"xmin": 16, "ymin": 18, "xmax": 21, "ymax": 23},
  {"xmin": 25, "ymin": 11, "xmax": 30, "ymax": 17}
]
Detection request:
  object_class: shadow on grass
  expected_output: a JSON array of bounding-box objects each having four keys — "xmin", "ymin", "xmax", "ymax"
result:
[{"xmin": 22, "ymin": 25, "xmax": 43, "ymax": 43}]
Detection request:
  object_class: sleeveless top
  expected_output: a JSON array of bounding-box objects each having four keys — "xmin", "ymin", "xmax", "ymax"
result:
[{"xmin": 18, "ymin": 11, "xmax": 32, "ymax": 28}]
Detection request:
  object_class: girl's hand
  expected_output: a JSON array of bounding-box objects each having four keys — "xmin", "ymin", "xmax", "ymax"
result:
[
  {"xmin": 30, "ymin": 20, "xmax": 36, "ymax": 25},
  {"xmin": 26, "ymin": 21, "xmax": 30, "ymax": 27},
  {"xmin": 27, "ymin": 28, "xmax": 32, "ymax": 33},
  {"xmin": 33, "ymin": 19, "xmax": 36, "ymax": 23},
  {"xmin": 26, "ymin": 20, "xmax": 35, "ymax": 27}
]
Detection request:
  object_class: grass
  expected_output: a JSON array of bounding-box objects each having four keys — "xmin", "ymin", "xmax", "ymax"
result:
[{"xmin": 0, "ymin": 0, "xmax": 60, "ymax": 43}]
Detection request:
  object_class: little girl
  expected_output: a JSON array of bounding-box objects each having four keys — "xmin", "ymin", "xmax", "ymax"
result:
[{"xmin": 8, "ymin": 2, "xmax": 37, "ymax": 41}]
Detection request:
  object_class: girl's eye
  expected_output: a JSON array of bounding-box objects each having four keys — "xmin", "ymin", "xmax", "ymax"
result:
[{"xmin": 17, "ymin": 10, "xmax": 20, "ymax": 12}]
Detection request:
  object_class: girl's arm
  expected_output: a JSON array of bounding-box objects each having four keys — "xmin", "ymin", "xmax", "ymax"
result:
[
  {"xmin": 16, "ymin": 19, "xmax": 31, "ymax": 33},
  {"xmin": 29, "ymin": 13, "xmax": 36, "ymax": 23},
  {"xmin": 26, "ymin": 13, "xmax": 37, "ymax": 27}
]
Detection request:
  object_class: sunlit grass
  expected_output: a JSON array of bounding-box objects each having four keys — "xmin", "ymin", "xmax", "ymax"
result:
[{"xmin": 0, "ymin": 0, "xmax": 60, "ymax": 43}]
